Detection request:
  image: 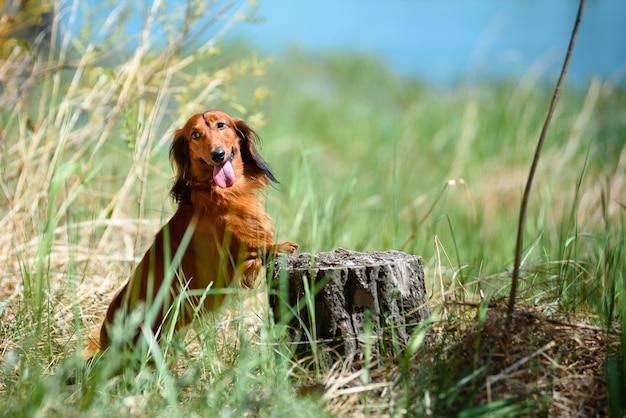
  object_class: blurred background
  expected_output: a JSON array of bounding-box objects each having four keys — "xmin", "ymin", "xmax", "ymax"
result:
[
  {"xmin": 224, "ymin": 0, "xmax": 626, "ymax": 88},
  {"xmin": 7, "ymin": 0, "xmax": 624, "ymax": 86}
]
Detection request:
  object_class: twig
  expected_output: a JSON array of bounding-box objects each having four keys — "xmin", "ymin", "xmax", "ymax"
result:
[
  {"xmin": 536, "ymin": 314, "xmax": 622, "ymax": 336},
  {"xmin": 507, "ymin": 0, "xmax": 586, "ymax": 324},
  {"xmin": 489, "ymin": 341, "xmax": 557, "ymax": 383},
  {"xmin": 486, "ymin": 341, "xmax": 557, "ymax": 402},
  {"xmin": 451, "ymin": 300, "xmax": 623, "ymax": 335}
]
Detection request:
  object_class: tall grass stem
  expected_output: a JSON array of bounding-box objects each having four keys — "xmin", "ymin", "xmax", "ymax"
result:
[{"xmin": 508, "ymin": 0, "xmax": 586, "ymax": 322}]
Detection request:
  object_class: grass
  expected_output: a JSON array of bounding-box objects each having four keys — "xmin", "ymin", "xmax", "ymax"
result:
[{"xmin": 1, "ymin": 1, "xmax": 625, "ymax": 416}]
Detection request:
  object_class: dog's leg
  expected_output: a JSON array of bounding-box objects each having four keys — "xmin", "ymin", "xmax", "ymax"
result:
[
  {"xmin": 99, "ymin": 283, "xmax": 128, "ymax": 349},
  {"xmin": 237, "ymin": 242, "xmax": 298, "ymax": 288},
  {"xmin": 269, "ymin": 241, "xmax": 299, "ymax": 256}
]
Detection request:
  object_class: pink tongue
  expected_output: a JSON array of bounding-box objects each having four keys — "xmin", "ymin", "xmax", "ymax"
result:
[{"xmin": 213, "ymin": 160, "xmax": 235, "ymax": 189}]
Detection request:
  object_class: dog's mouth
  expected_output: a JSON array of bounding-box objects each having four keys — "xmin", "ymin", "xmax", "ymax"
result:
[
  {"xmin": 213, "ymin": 159, "xmax": 235, "ymax": 189},
  {"xmin": 200, "ymin": 148, "xmax": 236, "ymax": 189}
]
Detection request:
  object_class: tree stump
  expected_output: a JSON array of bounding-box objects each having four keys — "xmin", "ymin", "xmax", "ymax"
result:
[{"xmin": 268, "ymin": 248, "xmax": 430, "ymax": 367}]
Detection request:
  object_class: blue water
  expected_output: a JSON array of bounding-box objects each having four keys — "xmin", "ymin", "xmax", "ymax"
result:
[
  {"xmin": 69, "ymin": 0, "xmax": 626, "ymax": 87},
  {"xmin": 224, "ymin": 0, "xmax": 626, "ymax": 87}
]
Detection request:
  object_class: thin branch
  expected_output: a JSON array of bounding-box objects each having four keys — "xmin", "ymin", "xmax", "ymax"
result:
[{"xmin": 507, "ymin": 0, "xmax": 586, "ymax": 323}]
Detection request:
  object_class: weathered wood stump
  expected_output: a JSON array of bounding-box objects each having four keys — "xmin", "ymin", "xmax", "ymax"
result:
[{"xmin": 268, "ymin": 248, "xmax": 430, "ymax": 367}]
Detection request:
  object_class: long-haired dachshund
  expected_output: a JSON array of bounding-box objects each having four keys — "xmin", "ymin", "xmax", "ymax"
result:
[{"xmin": 96, "ymin": 109, "xmax": 298, "ymax": 353}]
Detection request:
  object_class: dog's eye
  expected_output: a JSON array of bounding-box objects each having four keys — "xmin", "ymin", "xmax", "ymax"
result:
[
  {"xmin": 190, "ymin": 131, "xmax": 201, "ymax": 140},
  {"xmin": 216, "ymin": 122, "xmax": 226, "ymax": 130}
]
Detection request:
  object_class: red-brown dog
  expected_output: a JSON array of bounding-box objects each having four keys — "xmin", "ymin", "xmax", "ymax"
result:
[{"xmin": 97, "ymin": 109, "xmax": 298, "ymax": 353}]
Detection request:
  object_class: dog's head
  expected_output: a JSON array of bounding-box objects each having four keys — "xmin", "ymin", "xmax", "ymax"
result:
[{"xmin": 170, "ymin": 110, "xmax": 277, "ymax": 202}]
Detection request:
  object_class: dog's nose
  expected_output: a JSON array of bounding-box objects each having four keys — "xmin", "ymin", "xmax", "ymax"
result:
[{"xmin": 211, "ymin": 148, "xmax": 226, "ymax": 163}]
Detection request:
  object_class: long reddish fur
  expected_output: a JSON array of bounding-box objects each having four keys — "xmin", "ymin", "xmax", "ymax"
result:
[{"xmin": 93, "ymin": 110, "xmax": 298, "ymax": 354}]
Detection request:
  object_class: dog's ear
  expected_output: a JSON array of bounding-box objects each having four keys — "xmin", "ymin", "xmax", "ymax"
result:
[
  {"xmin": 234, "ymin": 118, "xmax": 278, "ymax": 184},
  {"xmin": 169, "ymin": 129, "xmax": 189, "ymax": 202}
]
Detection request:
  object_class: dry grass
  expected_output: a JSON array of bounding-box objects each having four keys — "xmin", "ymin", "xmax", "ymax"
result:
[
  {"xmin": 435, "ymin": 303, "xmax": 617, "ymax": 416},
  {"xmin": 303, "ymin": 302, "xmax": 620, "ymax": 417}
]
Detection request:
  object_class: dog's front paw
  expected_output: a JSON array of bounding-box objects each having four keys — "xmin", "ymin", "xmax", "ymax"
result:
[{"xmin": 280, "ymin": 242, "xmax": 299, "ymax": 254}]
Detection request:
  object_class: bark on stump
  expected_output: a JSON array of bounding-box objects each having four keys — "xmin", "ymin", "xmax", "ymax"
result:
[{"xmin": 268, "ymin": 248, "xmax": 430, "ymax": 367}]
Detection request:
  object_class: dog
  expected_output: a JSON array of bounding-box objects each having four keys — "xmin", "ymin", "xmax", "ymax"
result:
[{"xmin": 95, "ymin": 109, "xmax": 298, "ymax": 354}]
